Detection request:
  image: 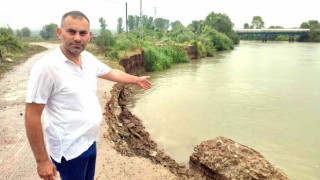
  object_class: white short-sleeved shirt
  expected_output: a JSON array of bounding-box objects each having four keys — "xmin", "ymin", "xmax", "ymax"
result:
[{"xmin": 26, "ymin": 46, "xmax": 111, "ymax": 163}]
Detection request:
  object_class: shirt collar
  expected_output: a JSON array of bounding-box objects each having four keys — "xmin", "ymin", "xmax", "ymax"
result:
[{"xmin": 56, "ymin": 46, "xmax": 83, "ymax": 63}]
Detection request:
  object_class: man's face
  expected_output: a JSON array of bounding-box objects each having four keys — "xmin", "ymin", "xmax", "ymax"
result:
[{"xmin": 57, "ymin": 16, "xmax": 92, "ymax": 55}]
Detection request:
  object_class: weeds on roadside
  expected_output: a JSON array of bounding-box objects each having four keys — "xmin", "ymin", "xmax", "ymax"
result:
[{"xmin": 0, "ymin": 44, "xmax": 47, "ymax": 78}]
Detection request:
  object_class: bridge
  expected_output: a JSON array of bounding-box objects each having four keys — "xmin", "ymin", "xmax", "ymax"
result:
[{"xmin": 235, "ymin": 29, "xmax": 310, "ymax": 42}]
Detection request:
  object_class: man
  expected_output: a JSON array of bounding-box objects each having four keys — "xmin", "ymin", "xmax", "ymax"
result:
[{"xmin": 25, "ymin": 11, "xmax": 151, "ymax": 180}]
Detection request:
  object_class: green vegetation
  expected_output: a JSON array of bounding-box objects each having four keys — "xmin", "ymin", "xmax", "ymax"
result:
[
  {"xmin": 117, "ymin": 18, "xmax": 125, "ymax": 34},
  {"xmin": 243, "ymin": 16, "xmax": 265, "ymax": 29},
  {"xmin": 39, "ymin": 23, "xmax": 58, "ymax": 40},
  {"xmin": 251, "ymin": 16, "xmax": 265, "ymax": 29},
  {"xmin": 94, "ymin": 18, "xmax": 115, "ymax": 50},
  {"xmin": 242, "ymin": 16, "xmax": 320, "ymax": 42},
  {"xmin": 4, "ymin": 11, "xmax": 318, "ymax": 77},
  {"xmin": 0, "ymin": 44, "xmax": 47, "ymax": 76},
  {"xmin": 143, "ymin": 42, "xmax": 189, "ymax": 71},
  {"xmin": 0, "ymin": 26, "xmax": 48, "ymax": 78},
  {"xmin": 0, "ymin": 27, "xmax": 21, "ymax": 55},
  {"xmin": 0, "ymin": 10, "xmax": 239, "ymax": 77},
  {"xmin": 0, "ymin": 33, "xmax": 46, "ymax": 77},
  {"xmin": 299, "ymin": 20, "xmax": 320, "ymax": 42},
  {"xmin": 95, "ymin": 11, "xmax": 238, "ymax": 72}
]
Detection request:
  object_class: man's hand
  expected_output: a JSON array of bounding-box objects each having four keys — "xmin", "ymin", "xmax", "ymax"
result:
[
  {"xmin": 136, "ymin": 76, "xmax": 152, "ymax": 90},
  {"xmin": 37, "ymin": 159, "xmax": 57, "ymax": 180},
  {"xmin": 99, "ymin": 69, "xmax": 152, "ymax": 89},
  {"xmin": 25, "ymin": 103, "xmax": 56, "ymax": 179}
]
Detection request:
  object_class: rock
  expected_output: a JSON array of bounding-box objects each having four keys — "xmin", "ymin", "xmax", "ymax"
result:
[
  {"xmin": 126, "ymin": 122, "xmax": 135, "ymax": 128},
  {"xmin": 149, "ymin": 150, "xmax": 157, "ymax": 157},
  {"xmin": 111, "ymin": 102, "xmax": 122, "ymax": 118},
  {"xmin": 5, "ymin": 58, "xmax": 13, "ymax": 62},
  {"xmin": 178, "ymin": 164, "xmax": 188, "ymax": 174},
  {"xmin": 103, "ymin": 133, "xmax": 108, "ymax": 138},
  {"xmin": 123, "ymin": 119, "xmax": 131, "ymax": 124},
  {"xmin": 179, "ymin": 167, "xmax": 187, "ymax": 174},
  {"xmin": 189, "ymin": 137, "xmax": 289, "ymax": 180}
]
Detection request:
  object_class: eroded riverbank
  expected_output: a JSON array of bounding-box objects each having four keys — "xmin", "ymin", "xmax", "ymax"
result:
[{"xmin": 105, "ymin": 47, "xmax": 289, "ymax": 179}]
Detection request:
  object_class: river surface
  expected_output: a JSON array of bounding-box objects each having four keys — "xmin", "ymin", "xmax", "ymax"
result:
[{"xmin": 129, "ymin": 41, "xmax": 320, "ymax": 179}]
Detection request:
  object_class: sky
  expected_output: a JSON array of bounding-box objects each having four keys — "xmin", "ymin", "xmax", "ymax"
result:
[{"xmin": 0, "ymin": 0, "xmax": 319, "ymax": 31}]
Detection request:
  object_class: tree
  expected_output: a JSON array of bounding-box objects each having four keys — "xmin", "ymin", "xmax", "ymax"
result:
[
  {"xmin": 243, "ymin": 23, "xmax": 250, "ymax": 29},
  {"xmin": 5, "ymin": 25, "xmax": 14, "ymax": 35},
  {"xmin": 99, "ymin": 18, "xmax": 107, "ymax": 30},
  {"xmin": 154, "ymin": 17, "xmax": 170, "ymax": 31},
  {"xmin": 128, "ymin": 15, "xmax": 135, "ymax": 30},
  {"xmin": 134, "ymin": 15, "xmax": 140, "ymax": 28},
  {"xmin": 171, "ymin": 20, "xmax": 183, "ymax": 31},
  {"xmin": 117, "ymin": 18, "xmax": 124, "ymax": 34},
  {"xmin": 268, "ymin": 25, "xmax": 283, "ymax": 29},
  {"xmin": 0, "ymin": 27, "xmax": 21, "ymax": 54},
  {"xmin": 141, "ymin": 15, "xmax": 153, "ymax": 29},
  {"xmin": 204, "ymin": 12, "xmax": 239, "ymax": 44},
  {"xmin": 16, "ymin": 29, "xmax": 23, "ymax": 39},
  {"xmin": 300, "ymin": 22, "xmax": 309, "ymax": 29},
  {"xmin": 300, "ymin": 20, "xmax": 320, "ymax": 42},
  {"xmin": 188, "ymin": 20, "xmax": 203, "ymax": 34},
  {"xmin": 168, "ymin": 21, "xmax": 193, "ymax": 43},
  {"xmin": 204, "ymin": 12, "xmax": 234, "ymax": 34},
  {"xmin": 39, "ymin": 23, "xmax": 58, "ymax": 40},
  {"xmin": 95, "ymin": 17, "xmax": 115, "ymax": 49},
  {"xmin": 300, "ymin": 20, "xmax": 320, "ymax": 29},
  {"xmin": 21, "ymin": 27, "xmax": 31, "ymax": 37},
  {"xmin": 308, "ymin": 20, "xmax": 320, "ymax": 29},
  {"xmin": 251, "ymin": 16, "xmax": 264, "ymax": 29}
]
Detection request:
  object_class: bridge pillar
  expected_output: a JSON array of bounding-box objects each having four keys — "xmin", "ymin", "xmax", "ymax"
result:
[
  {"xmin": 289, "ymin": 35, "xmax": 295, "ymax": 42},
  {"xmin": 262, "ymin": 36, "xmax": 268, "ymax": 43}
]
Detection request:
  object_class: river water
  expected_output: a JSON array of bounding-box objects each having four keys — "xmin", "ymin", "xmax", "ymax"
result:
[{"xmin": 129, "ymin": 41, "xmax": 320, "ymax": 179}]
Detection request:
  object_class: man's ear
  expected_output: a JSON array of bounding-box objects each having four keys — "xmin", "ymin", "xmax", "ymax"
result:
[
  {"xmin": 56, "ymin": 28, "xmax": 62, "ymax": 39},
  {"xmin": 89, "ymin": 31, "xmax": 92, "ymax": 42}
]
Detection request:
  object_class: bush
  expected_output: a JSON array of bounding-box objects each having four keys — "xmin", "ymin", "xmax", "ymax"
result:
[
  {"xmin": 275, "ymin": 36, "xmax": 288, "ymax": 41},
  {"xmin": 201, "ymin": 26, "xmax": 233, "ymax": 52},
  {"xmin": 201, "ymin": 37, "xmax": 216, "ymax": 57},
  {"xmin": 142, "ymin": 43, "xmax": 169, "ymax": 71},
  {"xmin": 95, "ymin": 29, "xmax": 115, "ymax": 49},
  {"xmin": 141, "ymin": 42, "xmax": 188, "ymax": 72},
  {"xmin": 161, "ymin": 44, "xmax": 189, "ymax": 63},
  {"xmin": 106, "ymin": 34, "xmax": 143, "ymax": 60},
  {"xmin": 193, "ymin": 41, "xmax": 207, "ymax": 58}
]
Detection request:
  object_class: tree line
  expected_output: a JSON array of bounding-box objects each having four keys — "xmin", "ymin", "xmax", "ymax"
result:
[{"xmin": 1, "ymin": 12, "xmax": 320, "ymax": 66}]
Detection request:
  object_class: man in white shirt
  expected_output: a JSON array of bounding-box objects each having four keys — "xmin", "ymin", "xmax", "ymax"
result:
[{"xmin": 25, "ymin": 10, "xmax": 151, "ymax": 180}]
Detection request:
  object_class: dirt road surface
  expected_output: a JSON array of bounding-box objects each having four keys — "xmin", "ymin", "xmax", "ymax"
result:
[{"xmin": 0, "ymin": 42, "xmax": 177, "ymax": 180}]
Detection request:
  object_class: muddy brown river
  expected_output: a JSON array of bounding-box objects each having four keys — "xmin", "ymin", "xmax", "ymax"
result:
[{"xmin": 130, "ymin": 41, "xmax": 320, "ymax": 180}]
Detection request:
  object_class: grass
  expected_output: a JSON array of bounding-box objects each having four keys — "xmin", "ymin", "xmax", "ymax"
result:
[
  {"xmin": 86, "ymin": 43, "xmax": 124, "ymax": 70},
  {"xmin": 0, "ymin": 44, "xmax": 47, "ymax": 78},
  {"xmin": 0, "ymin": 41, "xmax": 127, "ymax": 80}
]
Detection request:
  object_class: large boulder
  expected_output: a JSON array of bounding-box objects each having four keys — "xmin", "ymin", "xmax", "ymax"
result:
[{"xmin": 190, "ymin": 137, "xmax": 289, "ymax": 180}]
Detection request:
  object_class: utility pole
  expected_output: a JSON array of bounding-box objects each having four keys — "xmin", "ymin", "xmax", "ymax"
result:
[
  {"xmin": 126, "ymin": 2, "xmax": 128, "ymax": 33},
  {"xmin": 154, "ymin": 7, "xmax": 157, "ymax": 19},
  {"xmin": 140, "ymin": 0, "xmax": 142, "ymax": 17},
  {"xmin": 139, "ymin": 0, "xmax": 143, "ymax": 39}
]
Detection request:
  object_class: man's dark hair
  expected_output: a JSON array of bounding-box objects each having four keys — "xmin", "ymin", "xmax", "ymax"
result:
[{"xmin": 61, "ymin": 10, "xmax": 90, "ymax": 27}]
